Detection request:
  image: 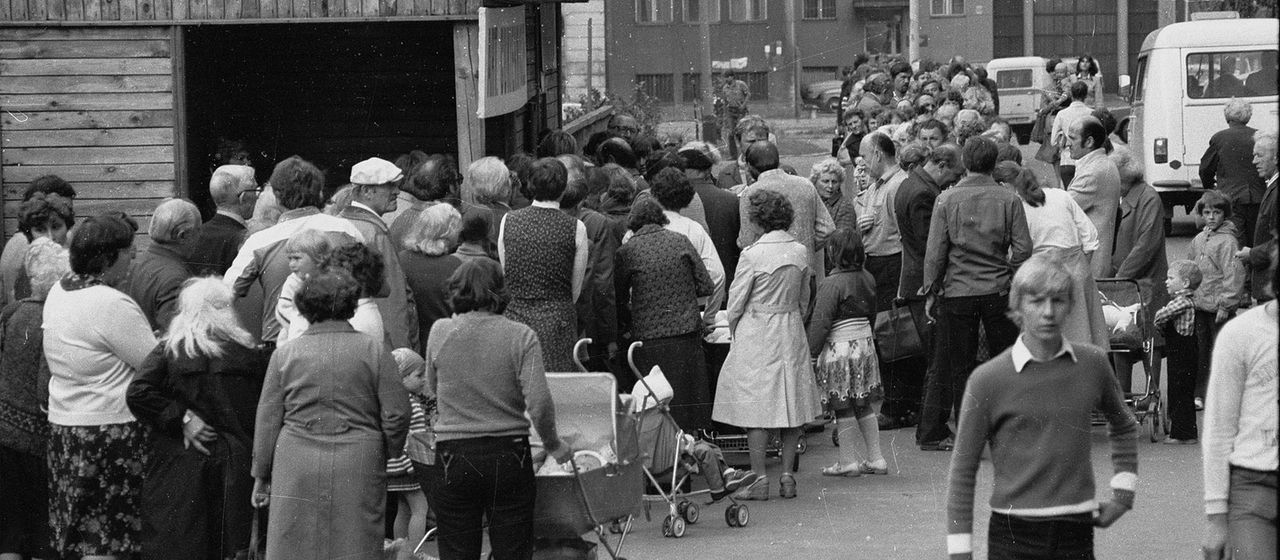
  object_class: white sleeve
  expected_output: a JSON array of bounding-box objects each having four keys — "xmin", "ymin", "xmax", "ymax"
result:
[{"xmin": 571, "ymin": 220, "xmax": 589, "ymax": 302}]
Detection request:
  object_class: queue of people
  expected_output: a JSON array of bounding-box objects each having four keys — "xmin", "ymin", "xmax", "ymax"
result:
[{"xmin": 0, "ymin": 51, "xmax": 1274, "ymax": 560}]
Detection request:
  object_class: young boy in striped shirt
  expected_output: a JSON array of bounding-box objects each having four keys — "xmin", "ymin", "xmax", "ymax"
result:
[{"xmin": 946, "ymin": 254, "xmax": 1138, "ymax": 560}]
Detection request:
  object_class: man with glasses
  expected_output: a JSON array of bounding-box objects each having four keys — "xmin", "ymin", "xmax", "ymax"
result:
[
  {"xmin": 607, "ymin": 114, "xmax": 640, "ymax": 142},
  {"xmin": 185, "ymin": 164, "xmax": 257, "ymax": 276}
]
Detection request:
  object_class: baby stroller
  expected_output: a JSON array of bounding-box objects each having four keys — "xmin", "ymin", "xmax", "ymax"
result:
[
  {"xmin": 1098, "ymin": 277, "xmax": 1166, "ymax": 442},
  {"xmin": 528, "ymin": 339, "xmax": 646, "ymax": 559},
  {"xmin": 627, "ymin": 341, "xmax": 756, "ymax": 539}
]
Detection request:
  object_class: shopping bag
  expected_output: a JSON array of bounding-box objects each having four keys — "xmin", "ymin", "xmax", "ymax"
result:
[
  {"xmin": 1034, "ymin": 133, "xmax": 1059, "ymax": 164},
  {"xmin": 874, "ymin": 303, "xmax": 923, "ymax": 362}
]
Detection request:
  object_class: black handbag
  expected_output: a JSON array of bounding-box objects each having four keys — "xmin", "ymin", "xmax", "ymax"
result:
[{"xmin": 874, "ymin": 303, "xmax": 924, "ymax": 362}]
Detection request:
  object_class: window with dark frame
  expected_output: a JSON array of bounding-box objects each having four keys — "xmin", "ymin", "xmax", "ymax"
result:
[
  {"xmin": 802, "ymin": 0, "xmax": 835, "ymax": 20},
  {"xmin": 930, "ymin": 0, "xmax": 964, "ymax": 16},
  {"xmin": 636, "ymin": 73, "xmax": 676, "ymax": 102},
  {"xmin": 729, "ymin": 0, "xmax": 767, "ymax": 22},
  {"xmin": 637, "ymin": 0, "xmax": 674, "ymax": 23},
  {"xmin": 684, "ymin": 0, "xmax": 721, "ymax": 23}
]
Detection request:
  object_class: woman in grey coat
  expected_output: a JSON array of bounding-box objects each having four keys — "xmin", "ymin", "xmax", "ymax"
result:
[{"xmin": 251, "ymin": 271, "xmax": 410, "ymax": 559}]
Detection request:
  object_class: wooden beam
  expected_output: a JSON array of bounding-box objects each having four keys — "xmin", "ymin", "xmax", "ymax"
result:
[
  {"xmin": 0, "ymin": 58, "xmax": 171, "ymax": 76},
  {"xmin": 3, "ymin": 180, "xmax": 176, "ymax": 199},
  {"xmin": 0, "ymin": 75, "xmax": 174, "ymax": 94},
  {"xmin": 0, "ymin": 92, "xmax": 174, "ymax": 111},
  {"xmin": 0, "ymin": 39, "xmax": 171, "ymax": 58},
  {"xmin": 453, "ymin": 20, "xmax": 482, "ymax": 168},
  {"xmin": 1, "ymin": 110, "xmax": 175, "ymax": 130},
  {"xmin": 1, "ymin": 163, "xmax": 176, "ymax": 182},
  {"xmin": 2, "ymin": 127, "xmax": 174, "ymax": 146},
  {"xmin": 2, "ymin": 145, "xmax": 175, "ymax": 164},
  {"xmin": 171, "ymin": 24, "xmax": 187, "ymax": 199}
]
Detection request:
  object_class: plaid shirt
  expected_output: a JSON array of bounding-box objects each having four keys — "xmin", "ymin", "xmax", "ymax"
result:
[{"xmin": 1154, "ymin": 291, "xmax": 1196, "ymax": 337}]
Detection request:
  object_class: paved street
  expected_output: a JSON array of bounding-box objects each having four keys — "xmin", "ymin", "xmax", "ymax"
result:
[{"xmin": 414, "ymin": 118, "xmax": 1208, "ymax": 560}]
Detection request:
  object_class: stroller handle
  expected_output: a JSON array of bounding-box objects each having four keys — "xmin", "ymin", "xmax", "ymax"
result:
[
  {"xmin": 626, "ymin": 341, "xmax": 663, "ymax": 411},
  {"xmin": 572, "ymin": 338, "xmax": 593, "ymax": 373}
]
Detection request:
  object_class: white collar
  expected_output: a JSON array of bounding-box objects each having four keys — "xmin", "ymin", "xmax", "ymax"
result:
[
  {"xmin": 350, "ymin": 200, "xmax": 379, "ymax": 215},
  {"xmin": 215, "ymin": 208, "xmax": 247, "ymax": 226},
  {"xmin": 1011, "ymin": 335, "xmax": 1077, "ymax": 372},
  {"xmin": 531, "ymin": 199, "xmax": 561, "ymax": 209}
]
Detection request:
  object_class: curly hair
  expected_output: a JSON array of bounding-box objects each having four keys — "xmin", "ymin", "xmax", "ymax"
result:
[
  {"xmin": 447, "ymin": 258, "xmax": 508, "ymax": 314},
  {"xmin": 68, "ymin": 213, "xmax": 136, "ymax": 276},
  {"xmin": 808, "ymin": 158, "xmax": 845, "ymax": 186},
  {"xmin": 296, "ymin": 271, "xmax": 361, "ymax": 323},
  {"xmin": 18, "ymin": 192, "xmax": 74, "ymax": 242},
  {"xmin": 325, "ymin": 242, "xmax": 385, "ymax": 298},
  {"xmin": 747, "ymin": 189, "xmax": 794, "ymax": 233},
  {"xmin": 627, "ymin": 198, "xmax": 669, "ymax": 232}
]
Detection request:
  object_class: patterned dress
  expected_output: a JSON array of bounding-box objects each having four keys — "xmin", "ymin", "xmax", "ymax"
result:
[
  {"xmin": 806, "ymin": 269, "xmax": 883, "ymax": 410},
  {"xmin": 501, "ymin": 206, "xmax": 579, "ymax": 372}
]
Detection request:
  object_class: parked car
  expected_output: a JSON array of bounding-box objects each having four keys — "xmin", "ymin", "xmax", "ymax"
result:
[{"xmin": 803, "ymin": 79, "xmax": 845, "ymax": 112}]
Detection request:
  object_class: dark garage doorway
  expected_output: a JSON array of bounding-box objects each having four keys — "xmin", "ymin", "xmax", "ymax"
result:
[{"xmin": 182, "ymin": 21, "xmax": 458, "ymax": 215}]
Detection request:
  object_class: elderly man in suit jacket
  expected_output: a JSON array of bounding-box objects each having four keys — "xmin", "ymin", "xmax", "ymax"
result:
[
  {"xmin": 1200, "ymin": 100, "xmax": 1267, "ymax": 247},
  {"xmin": 340, "ymin": 157, "xmax": 419, "ymax": 351},
  {"xmin": 736, "ymin": 141, "xmax": 836, "ymax": 278},
  {"xmin": 186, "ymin": 165, "xmax": 255, "ymax": 277},
  {"xmin": 1067, "ymin": 117, "xmax": 1122, "ymax": 278},
  {"xmin": 680, "ymin": 141, "xmax": 741, "ymax": 290}
]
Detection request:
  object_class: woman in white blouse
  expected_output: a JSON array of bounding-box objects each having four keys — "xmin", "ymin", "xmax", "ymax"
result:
[{"xmin": 995, "ymin": 161, "xmax": 1109, "ymax": 347}]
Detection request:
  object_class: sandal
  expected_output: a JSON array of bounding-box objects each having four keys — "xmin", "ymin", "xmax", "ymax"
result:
[
  {"xmin": 858, "ymin": 461, "xmax": 889, "ymax": 475},
  {"xmin": 821, "ymin": 462, "xmax": 863, "ymax": 477}
]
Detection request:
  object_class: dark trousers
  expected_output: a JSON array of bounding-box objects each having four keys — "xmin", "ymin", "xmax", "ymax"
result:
[
  {"xmin": 423, "ymin": 436, "xmax": 536, "ymax": 560},
  {"xmin": 0, "ymin": 445, "xmax": 48, "ymax": 558},
  {"xmin": 1195, "ymin": 309, "xmax": 1230, "ymax": 399},
  {"xmin": 917, "ymin": 294, "xmax": 1019, "ymax": 444},
  {"xmin": 867, "ymin": 254, "xmax": 921, "ymax": 418},
  {"xmin": 1059, "ymin": 164, "xmax": 1077, "ymax": 188},
  {"xmin": 1231, "ymin": 202, "xmax": 1260, "ymax": 248},
  {"xmin": 987, "ymin": 512, "xmax": 1095, "ymax": 560},
  {"xmin": 1227, "ymin": 466, "xmax": 1278, "ymax": 560},
  {"xmin": 1164, "ymin": 327, "xmax": 1199, "ymax": 440}
]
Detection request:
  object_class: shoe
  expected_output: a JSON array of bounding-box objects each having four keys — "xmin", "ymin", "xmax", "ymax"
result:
[
  {"xmin": 779, "ymin": 473, "xmax": 797, "ymax": 499},
  {"xmin": 878, "ymin": 413, "xmax": 903, "ymax": 430},
  {"xmin": 733, "ymin": 477, "xmax": 769, "ymax": 501},
  {"xmin": 1163, "ymin": 437, "xmax": 1199, "ymax": 445},
  {"xmin": 710, "ymin": 468, "xmax": 759, "ymax": 501},
  {"xmin": 857, "ymin": 460, "xmax": 889, "ymax": 475},
  {"xmin": 1194, "ymin": 397, "xmax": 1205, "ymax": 411},
  {"xmin": 821, "ymin": 462, "xmax": 863, "ymax": 477},
  {"xmin": 920, "ymin": 436, "xmax": 955, "ymax": 451}
]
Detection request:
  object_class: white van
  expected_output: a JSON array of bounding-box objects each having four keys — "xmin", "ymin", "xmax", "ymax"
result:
[
  {"xmin": 986, "ymin": 56, "xmax": 1053, "ymax": 140},
  {"xmin": 1122, "ymin": 18, "xmax": 1278, "ymax": 223}
]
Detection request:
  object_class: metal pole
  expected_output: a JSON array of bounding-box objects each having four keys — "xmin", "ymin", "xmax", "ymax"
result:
[
  {"xmin": 700, "ymin": 0, "xmax": 714, "ymax": 140},
  {"xmin": 909, "ymin": 0, "xmax": 920, "ymax": 63},
  {"xmin": 785, "ymin": 0, "xmax": 799, "ymax": 118},
  {"xmin": 1023, "ymin": 0, "xmax": 1035, "ymax": 56},
  {"xmin": 586, "ymin": 18, "xmax": 593, "ymax": 92}
]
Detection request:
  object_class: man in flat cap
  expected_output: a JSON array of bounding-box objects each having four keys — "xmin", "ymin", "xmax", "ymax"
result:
[{"xmin": 340, "ymin": 157, "xmax": 419, "ymax": 350}]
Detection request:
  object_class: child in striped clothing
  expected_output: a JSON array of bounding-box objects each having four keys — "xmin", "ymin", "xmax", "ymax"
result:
[
  {"xmin": 1155, "ymin": 260, "xmax": 1203, "ymax": 444},
  {"xmin": 389, "ymin": 348, "xmax": 434, "ymax": 560}
]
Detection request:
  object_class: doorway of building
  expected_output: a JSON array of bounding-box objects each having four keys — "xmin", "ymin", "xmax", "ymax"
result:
[{"xmin": 182, "ymin": 22, "xmax": 458, "ymax": 215}]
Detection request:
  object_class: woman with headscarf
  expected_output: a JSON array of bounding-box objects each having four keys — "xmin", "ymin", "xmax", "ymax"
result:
[
  {"xmin": 43, "ymin": 213, "xmax": 157, "ymax": 560},
  {"xmin": 126, "ymin": 278, "xmax": 267, "ymax": 560}
]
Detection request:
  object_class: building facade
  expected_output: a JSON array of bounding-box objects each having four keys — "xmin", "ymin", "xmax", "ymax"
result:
[{"xmin": 602, "ymin": 0, "xmax": 1191, "ymax": 110}]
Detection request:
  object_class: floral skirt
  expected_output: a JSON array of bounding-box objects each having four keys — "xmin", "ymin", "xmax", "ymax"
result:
[
  {"xmin": 47, "ymin": 422, "xmax": 148, "ymax": 559},
  {"xmin": 814, "ymin": 319, "xmax": 883, "ymax": 411}
]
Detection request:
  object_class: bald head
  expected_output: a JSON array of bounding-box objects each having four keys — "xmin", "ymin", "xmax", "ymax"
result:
[{"xmin": 149, "ymin": 198, "xmax": 202, "ymax": 244}]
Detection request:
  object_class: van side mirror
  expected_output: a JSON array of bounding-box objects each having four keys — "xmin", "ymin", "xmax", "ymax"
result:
[{"xmin": 1118, "ymin": 74, "xmax": 1131, "ymax": 100}]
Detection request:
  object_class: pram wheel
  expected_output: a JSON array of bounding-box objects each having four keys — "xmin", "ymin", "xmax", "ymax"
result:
[
  {"xmin": 662, "ymin": 514, "xmax": 687, "ymax": 538},
  {"xmin": 678, "ymin": 500, "xmax": 699, "ymax": 524},
  {"xmin": 725, "ymin": 504, "xmax": 750, "ymax": 527}
]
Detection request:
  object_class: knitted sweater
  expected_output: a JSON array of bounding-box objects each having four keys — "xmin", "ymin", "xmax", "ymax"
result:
[
  {"xmin": 946, "ymin": 338, "xmax": 1138, "ymax": 555},
  {"xmin": 0, "ymin": 299, "xmax": 50, "ymax": 455},
  {"xmin": 424, "ymin": 312, "xmax": 561, "ymax": 453},
  {"xmin": 1202, "ymin": 302, "xmax": 1278, "ymax": 515}
]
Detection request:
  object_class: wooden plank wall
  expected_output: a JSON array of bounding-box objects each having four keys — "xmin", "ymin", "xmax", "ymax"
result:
[
  {"xmin": 0, "ymin": 26, "xmax": 175, "ymax": 236},
  {"xmin": 0, "ymin": 0, "xmax": 482, "ymax": 21}
]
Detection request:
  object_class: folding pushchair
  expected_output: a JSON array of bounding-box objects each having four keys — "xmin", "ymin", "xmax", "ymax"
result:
[
  {"xmin": 627, "ymin": 341, "xmax": 755, "ymax": 539},
  {"xmin": 1098, "ymin": 277, "xmax": 1166, "ymax": 442}
]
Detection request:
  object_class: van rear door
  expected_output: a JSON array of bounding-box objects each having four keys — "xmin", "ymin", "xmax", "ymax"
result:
[
  {"xmin": 994, "ymin": 67, "xmax": 1039, "ymax": 125},
  {"xmin": 1181, "ymin": 48, "xmax": 1279, "ymax": 184}
]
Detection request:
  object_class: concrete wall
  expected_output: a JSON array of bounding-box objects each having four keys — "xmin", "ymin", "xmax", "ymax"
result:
[
  {"xmin": 918, "ymin": 0, "xmax": 995, "ymax": 64},
  {"xmin": 562, "ymin": 0, "xmax": 606, "ymax": 102}
]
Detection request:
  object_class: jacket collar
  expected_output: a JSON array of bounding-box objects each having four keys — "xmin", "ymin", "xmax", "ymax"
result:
[
  {"xmin": 758, "ymin": 230, "xmax": 797, "ymax": 244},
  {"xmin": 304, "ymin": 320, "xmax": 357, "ymax": 336}
]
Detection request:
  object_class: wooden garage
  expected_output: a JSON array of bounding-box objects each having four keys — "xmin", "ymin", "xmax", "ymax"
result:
[{"xmin": 0, "ymin": 0, "xmax": 573, "ymax": 234}]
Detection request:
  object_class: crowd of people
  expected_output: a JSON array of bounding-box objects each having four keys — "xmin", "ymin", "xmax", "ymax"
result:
[{"xmin": 0, "ymin": 51, "xmax": 1274, "ymax": 560}]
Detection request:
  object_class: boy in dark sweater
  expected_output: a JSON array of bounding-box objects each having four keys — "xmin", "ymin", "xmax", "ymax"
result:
[{"xmin": 946, "ymin": 254, "xmax": 1138, "ymax": 560}]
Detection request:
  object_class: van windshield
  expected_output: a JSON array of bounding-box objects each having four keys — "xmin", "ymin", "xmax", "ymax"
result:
[
  {"xmin": 1134, "ymin": 56, "xmax": 1147, "ymax": 102},
  {"xmin": 1186, "ymin": 50, "xmax": 1278, "ymax": 99}
]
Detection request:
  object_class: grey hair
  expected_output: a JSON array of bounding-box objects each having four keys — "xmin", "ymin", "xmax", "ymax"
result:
[
  {"xmin": 404, "ymin": 202, "xmax": 461, "ymax": 256},
  {"xmin": 808, "ymin": 157, "xmax": 846, "ymax": 185},
  {"xmin": 148, "ymin": 198, "xmax": 202, "ymax": 244},
  {"xmin": 1224, "ymin": 99, "xmax": 1253, "ymax": 125},
  {"xmin": 1254, "ymin": 129, "xmax": 1278, "ymax": 152},
  {"xmin": 461, "ymin": 156, "xmax": 512, "ymax": 206},
  {"xmin": 210, "ymin": 164, "xmax": 255, "ymax": 206},
  {"xmin": 1108, "ymin": 147, "xmax": 1145, "ymax": 185}
]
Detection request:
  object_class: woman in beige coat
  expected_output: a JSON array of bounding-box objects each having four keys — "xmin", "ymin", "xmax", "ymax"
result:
[{"xmin": 251, "ymin": 272, "xmax": 410, "ymax": 559}]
